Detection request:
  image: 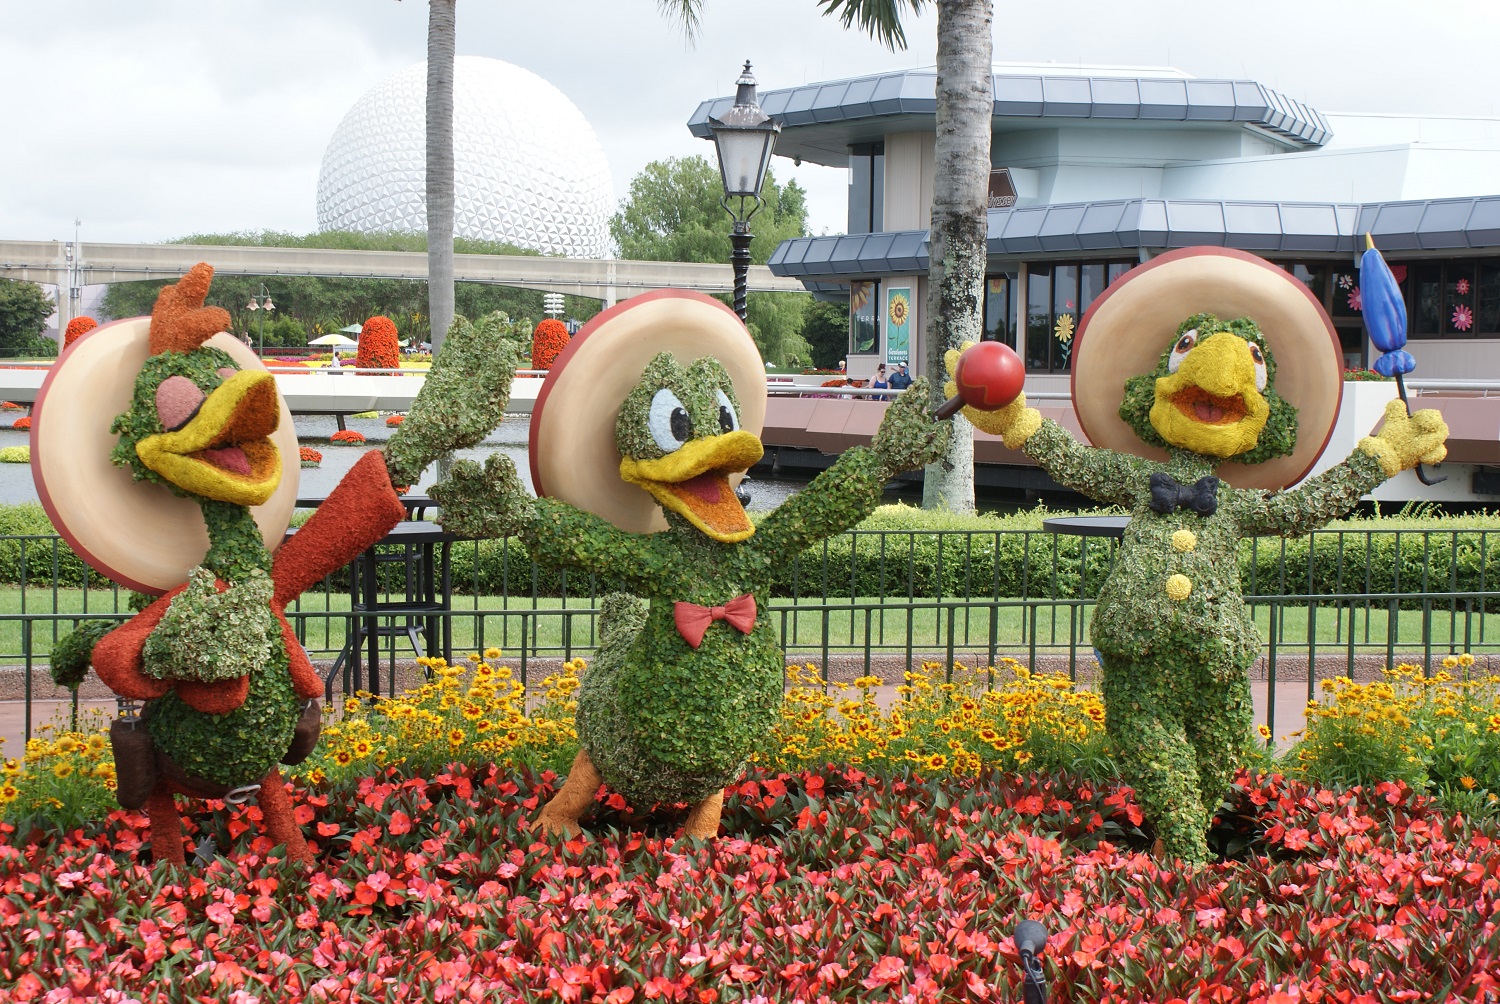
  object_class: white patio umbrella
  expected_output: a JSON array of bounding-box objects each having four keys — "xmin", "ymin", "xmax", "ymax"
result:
[{"xmin": 308, "ymin": 333, "xmax": 358, "ymax": 347}]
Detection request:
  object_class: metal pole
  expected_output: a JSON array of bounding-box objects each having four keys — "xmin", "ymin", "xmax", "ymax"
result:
[{"xmin": 730, "ymin": 224, "xmax": 753, "ymax": 324}]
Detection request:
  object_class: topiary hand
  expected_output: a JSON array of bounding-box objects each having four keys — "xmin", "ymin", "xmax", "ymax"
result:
[
  {"xmin": 870, "ymin": 376, "xmax": 949, "ymax": 478},
  {"xmin": 385, "ymin": 312, "xmax": 526, "ymax": 487},
  {"xmin": 432, "ymin": 454, "xmax": 535, "ymax": 540},
  {"xmin": 942, "ymin": 342, "xmax": 1041, "ymax": 448},
  {"xmin": 1357, "ymin": 398, "xmax": 1449, "ymax": 477}
]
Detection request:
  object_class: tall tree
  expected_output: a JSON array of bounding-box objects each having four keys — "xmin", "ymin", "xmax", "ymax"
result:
[
  {"xmin": 611, "ymin": 155, "xmax": 813, "ymax": 366},
  {"xmin": 426, "ymin": 0, "xmax": 457, "ymax": 356},
  {"xmin": 0, "ymin": 278, "xmax": 55, "ymax": 355},
  {"xmin": 660, "ymin": 0, "xmax": 991, "ymax": 510}
]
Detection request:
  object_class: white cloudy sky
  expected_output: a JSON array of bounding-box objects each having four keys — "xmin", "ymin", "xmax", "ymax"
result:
[{"xmin": 4, "ymin": 0, "xmax": 1499, "ymax": 246}]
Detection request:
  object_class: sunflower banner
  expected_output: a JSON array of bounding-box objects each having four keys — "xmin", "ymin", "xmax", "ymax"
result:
[{"xmin": 885, "ymin": 286, "xmax": 912, "ymax": 366}]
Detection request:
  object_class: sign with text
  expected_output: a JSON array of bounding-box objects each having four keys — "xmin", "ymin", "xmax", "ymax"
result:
[
  {"xmin": 885, "ymin": 285, "xmax": 912, "ymax": 365},
  {"xmin": 988, "ymin": 169, "xmax": 1017, "ymax": 209}
]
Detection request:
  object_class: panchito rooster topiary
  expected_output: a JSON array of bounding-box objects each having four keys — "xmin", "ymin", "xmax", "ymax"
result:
[{"xmin": 73, "ymin": 264, "xmax": 510, "ymax": 867}]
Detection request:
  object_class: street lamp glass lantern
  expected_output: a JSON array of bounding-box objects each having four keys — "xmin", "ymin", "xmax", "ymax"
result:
[
  {"xmin": 708, "ymin": 61, "xmax": 781, "ymax": 213},
  {"xmin": 245, "ymin": 297, "xmax": 260, "ymax": 311},
  {"xmin": 262, "ymin": 297, "xmax": 276, "ymax": 313}
]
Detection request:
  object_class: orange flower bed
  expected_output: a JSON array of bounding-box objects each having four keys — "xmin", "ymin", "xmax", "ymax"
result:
[
  {"xmin": 386, "ymin": 415, "xmax": 405, "ymax": 427},
  {"xmin": 531, "ymin": 318, "xmax": 570, "ymax": 370},
  {"xmin": 11, "ymin": 417, "xmax": 31, "ymax": 431},
  {"xmin": 329, "ymin": 430, "xmax": 366, "ymax": 444},
  {"xmin": 357, "ymin": 316, "xmax": 400, "ymax": 370},
  {"xmin": 299, "ymin": 446, "xmax": 322, "ymax": 468}
]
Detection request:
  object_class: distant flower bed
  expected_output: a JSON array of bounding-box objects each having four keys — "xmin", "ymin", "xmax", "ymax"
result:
[
  {"xmin": 0, "ymin": 402, "xmax": 21, "ymax": 410},
  {"xmin": 329, "ymin": 430, "xmax": 366, "ymax": 444},
  {"xmin": 0, "ymin": 446, "xmax": 29, "ymax": 463},
  {"xmin": 350, "ymin": 411, "xmax": 377, "ymax": 420},
  {"xmin": 385, "ymin": 415, "xmax": 405, "ymax": 427},
  {"xmin": 1344, "ymin": 367, "xmax": 1394, "ymax": 382},
  {"xmin": 11, "ymin": 417, "xmax": 31, "ymax": 431},
  {"xmin": 299, "ymin": 446, "xmax": 322, "ymax": 468}
]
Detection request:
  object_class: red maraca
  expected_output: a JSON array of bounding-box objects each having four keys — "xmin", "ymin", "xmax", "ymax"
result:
[{"xmin": 934, "ymin": 340, "xmax": 1026, "ymax": 420}]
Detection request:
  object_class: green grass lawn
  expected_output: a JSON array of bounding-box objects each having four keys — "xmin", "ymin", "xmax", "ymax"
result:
[{"xmin": 1, "ymin": 586, "xmax": 1492, "ymax": 666}]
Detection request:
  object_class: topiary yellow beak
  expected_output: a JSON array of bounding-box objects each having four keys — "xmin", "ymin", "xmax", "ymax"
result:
[
  {"xmin": 619, "ymin": 430, "xmax": 763, "ymax": 543},
  {"xmin": 1149, "ymin": 333, "xmax": 1269, "ymax": 458},
  {"xmin": 135, "ymin": 370, "xmax": 283, "ymax": 506}
]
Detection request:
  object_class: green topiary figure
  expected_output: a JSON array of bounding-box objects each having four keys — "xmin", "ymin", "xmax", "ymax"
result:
[
  {"xmin": 433, "ymin": 292, "xmax": 949, "ymax": 839},
  {"xmin": 356, "ymin": 315, "xmax": 400, "ymax": 369},
  {"xmin": 957, "ymin": 251, "xmax": 1449, "ymax": 863}
]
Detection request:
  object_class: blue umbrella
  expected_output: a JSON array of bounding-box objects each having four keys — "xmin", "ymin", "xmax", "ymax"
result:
[{"xmin": 1359, "ymin": 235, "xmax": 1443, "ymax": 485}]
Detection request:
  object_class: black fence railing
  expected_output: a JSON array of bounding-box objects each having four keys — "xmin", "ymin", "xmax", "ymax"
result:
[{"xmin": 2, "ymin": 527, "xmax": 1497, "ymax": 743}]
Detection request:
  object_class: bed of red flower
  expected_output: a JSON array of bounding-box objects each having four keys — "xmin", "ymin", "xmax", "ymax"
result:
[{"xmin": 2, "ymin": 766, "xmax": 1496, "ymax": 1003}]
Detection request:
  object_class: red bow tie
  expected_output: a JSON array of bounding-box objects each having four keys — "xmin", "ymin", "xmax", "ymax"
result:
[{"xmin": 673, "ymin": 593, "xmax": 757, "ymax": 649}]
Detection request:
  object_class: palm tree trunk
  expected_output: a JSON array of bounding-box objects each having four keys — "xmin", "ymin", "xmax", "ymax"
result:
[
  {"xmin": 921, "ymin": 0, "xmax": 992, "ymax": 511},
  {"xmin": 426, "ymin": 0, "xmax": 456, "ymax": 356}
]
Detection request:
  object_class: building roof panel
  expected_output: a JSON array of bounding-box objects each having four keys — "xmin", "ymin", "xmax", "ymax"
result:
[
  {"xmin": 994, "ymin": 75, "xmax": 1045, "ymax": 116},
  {"xmin": 1088, "ymin": 77, "xmax": 1142, "ymax": 118},
  {"xmin": 1041, "ymin": 77, "xmax": 1093, "ymax": 118},
  {"xmin": 1417, "ymin": 199, "xmax": 1480, "ymax": 249},
  {"xmin": 1138, "ymin": 78, "xmax": 1190, "ymax": 120},
  {"xmin": 1185, "ymin": 80, "xmax": 1237, "ymax": 121}
]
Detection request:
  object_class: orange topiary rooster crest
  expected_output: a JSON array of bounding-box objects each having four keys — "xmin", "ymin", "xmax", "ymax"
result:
[{"xmin": 357, "ymin": 316, "xmax": 401, "ymax": 369}]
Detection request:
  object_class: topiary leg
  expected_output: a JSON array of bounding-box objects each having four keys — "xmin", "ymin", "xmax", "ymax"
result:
[
  {"xmin": 146, "ymin": 785, "xmax": 186, "ymax": 867},
  {"xmin": 534, "ymin": 748, "xmax": 602, "ymax": 838},
  {"xmin": 257, "ymin": 768, "xmax": 315, "ymax": 866},
  {"xmin": 681, "ymin": 790, "xmax": 724, "ymax": 840},
  {"xmin": 1102, "ymin": 656, "xmax": 1212, "ymax": 865},
  {"xmin": 1184, "ymin": 672, "xmax": 1254, "ymax": 826}
]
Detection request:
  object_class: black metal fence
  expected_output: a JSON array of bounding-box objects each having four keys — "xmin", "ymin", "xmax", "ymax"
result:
[{"xmin": 2, "ymin": 526, "xmax": 1496, "ymax": 742}]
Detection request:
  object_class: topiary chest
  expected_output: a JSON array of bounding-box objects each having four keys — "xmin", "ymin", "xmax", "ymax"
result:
[
  {"xmin": 610, "ymin": 537, "xmax": 783, "ymax": 769},
  {"xmin": 1090, "ymin": 464, "xmax": 1259, "ymax": 670}
]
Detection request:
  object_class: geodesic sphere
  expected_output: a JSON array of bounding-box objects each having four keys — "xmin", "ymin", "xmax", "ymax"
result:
[{"xmin": 316, "ymin": 55, "xmax": 613, "ymax": 258}]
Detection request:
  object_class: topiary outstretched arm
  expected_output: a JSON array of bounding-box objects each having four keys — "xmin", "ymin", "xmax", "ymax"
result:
[
  {"xmin": 1023, "ymin": 420, "xmax": 1155, "ymax": 508},
  {"xmin": 755, "ymin": 379, "xmax": 946, "ymax": 556},
  {"xmin": 432, "ymin": 454, "xmax": 661, "ymax": 591},
  {"xmin": 385, "ymin": 312, "xmax": 526, "ymax": 487}
]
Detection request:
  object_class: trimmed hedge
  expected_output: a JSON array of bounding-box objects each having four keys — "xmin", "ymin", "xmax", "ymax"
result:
[{"xmin": 1, "ymin": 501, "xmax": 1495, "ymax": 606}]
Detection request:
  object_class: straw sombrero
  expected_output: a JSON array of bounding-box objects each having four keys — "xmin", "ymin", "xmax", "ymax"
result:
[
  {"xmin": 1071, "ymin": 246, "xmax": 1343, "ymax": 491},
  {"xmin": 31, "ymin": 317, "xmax": 300, "ymax": 594},
  {"xmin": 529, "ymin": 290, "xmax": 766, "ymax": 533}
]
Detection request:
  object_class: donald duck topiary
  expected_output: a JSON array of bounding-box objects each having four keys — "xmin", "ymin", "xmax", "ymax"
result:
[
  {"xmin": 433, "ymin": 290, "xmax": 950, "ymax": 839},
  {"xmin": 950, "ymin": 247, "xmax": 1449, "ymax": 862}
]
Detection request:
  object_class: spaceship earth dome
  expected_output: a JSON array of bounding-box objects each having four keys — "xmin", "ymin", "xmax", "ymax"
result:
[{"xmin": 317, "ymin": 56, "xmax": 614, "ymax": 258}]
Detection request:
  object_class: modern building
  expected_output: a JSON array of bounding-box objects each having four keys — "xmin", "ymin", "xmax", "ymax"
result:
[{"xmin": 689, "ymin": 64, "xmax": 1500, "ymax": 502}]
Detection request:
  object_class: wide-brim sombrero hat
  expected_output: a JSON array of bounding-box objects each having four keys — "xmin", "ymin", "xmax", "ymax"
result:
[
  {"xmin": 1071, "ymin": 246, "xmax": 1343, "ymax": 491},
  {"xmin": 529, "ymin": 289, "xmax": 766, "ymax": 533},
  {"xmin": 31, "ymin": 317, "xmax": 300, "ymax": 594}
]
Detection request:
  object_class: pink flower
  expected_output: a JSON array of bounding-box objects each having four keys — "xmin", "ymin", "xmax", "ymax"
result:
[
  {"xmin": 1456, "ymin": 278, "xmax": 1471, "ymax": 295},
  {"xmin": 1347, "ymin": 287, "xmax": 1363, "ymax": 311},
  {"xmin": 1452, "ymin": 304, "xmax": 1474, "ymax": 331}
]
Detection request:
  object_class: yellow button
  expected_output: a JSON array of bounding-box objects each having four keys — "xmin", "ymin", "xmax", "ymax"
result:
[
  {"xmin": 1171, "ymin": 529, "xmax": 1197, "ymax": 552},
  {"xmin": 1165, "ymin": 574, "xmax": 1193, "ymax": 601}
]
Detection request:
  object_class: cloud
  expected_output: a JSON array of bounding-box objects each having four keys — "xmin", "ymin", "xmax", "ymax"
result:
[{"xmin": 4, "ymin": 0, "xmax": 1497, "ymax": 245}]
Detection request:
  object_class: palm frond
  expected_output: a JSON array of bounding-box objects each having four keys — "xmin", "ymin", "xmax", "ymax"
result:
[
  {"xmin": 656, "ymin": 0, "xmax": 705, "ymax": 41},
  {"xmin": 815, "ymin": 0, "xmax": 928, "ymax": 51}
]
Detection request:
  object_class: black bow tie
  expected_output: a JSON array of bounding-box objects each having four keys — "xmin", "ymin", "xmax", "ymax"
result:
[{"xmin": 1149, "ymin": 472, "xmax": 1220, "ymax": 517}]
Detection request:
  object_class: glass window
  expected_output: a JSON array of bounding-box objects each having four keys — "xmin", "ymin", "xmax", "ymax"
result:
[
  {"xmin": 984, "ymin": 274, "xmax": 1015, "ymax": 347},
  {"xmin": 846, "ymin": 143, "xmax": 884, "ymax": 236},
  {"xmin": 1445, "ymin": 262, "xmax": 1478, "ymax": 336},
  {"xmin": 1478, "ymin": 261, "xmax": 1500, "ymax": 335},
  {"xmin": 849, "ymin": 280, "xmax": 879, "ymax": 355},
  {"xmin": 1107, "ymin": 262, "xmax": 1133, "ymax": 286},
  {"xmin": 1329, "ymin": 266, "xmax": 1361, "ymax": 319},
  {"xmin": 1025, "ymin": 269, "xmax": 1053, "ymax": 372},
  {"xmin": 1079, "ymin": 263, "xmax": 1107, "ymax": 316},
  {"xmin": 1052, "ymin": 265, "xmax": 1078, "ymax": 373},
  {"xmin": 1412, "ymin": 264, "xmax": 1443, "ymax": 337}
]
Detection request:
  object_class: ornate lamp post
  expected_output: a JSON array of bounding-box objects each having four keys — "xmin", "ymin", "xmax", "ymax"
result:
[
  {"xmin": 244, "ymin": 285, "xmax": 275, "ymax": 357},
  {"xmin": 707, "ymin": 61, "xmax": 781, "ymax": 324}
]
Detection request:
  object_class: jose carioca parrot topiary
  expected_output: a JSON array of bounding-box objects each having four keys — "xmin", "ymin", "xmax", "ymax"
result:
[
  {"xmin": 433, "ymin": 336, "xmax": 949, "ymax": 840},
  {"xmin": 954, "ymin": 311, "xmax": 1449, "ymax": 863}
]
